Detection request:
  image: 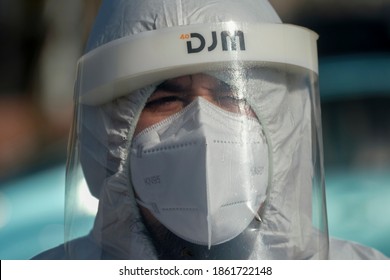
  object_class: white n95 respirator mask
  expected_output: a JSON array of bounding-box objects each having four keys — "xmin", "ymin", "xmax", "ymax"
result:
[{"xmin": 130, "ymin": 97, "xmax": 269, "ymax": 248}]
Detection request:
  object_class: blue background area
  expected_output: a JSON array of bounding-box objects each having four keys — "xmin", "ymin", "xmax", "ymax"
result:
[{"xmin": 0, "ymin": 165, "xmax": 66, "ymax": 259}]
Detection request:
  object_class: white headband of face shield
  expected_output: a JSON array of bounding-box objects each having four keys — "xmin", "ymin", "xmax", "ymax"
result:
[{"xmin": 76, "ymin": 22, "xmax": 318, "ymax": 105}]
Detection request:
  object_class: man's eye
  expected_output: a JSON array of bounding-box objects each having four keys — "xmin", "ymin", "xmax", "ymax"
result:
[{"xmin": 144, "ymin": 96, "xmax": 185, "ymax": 112}]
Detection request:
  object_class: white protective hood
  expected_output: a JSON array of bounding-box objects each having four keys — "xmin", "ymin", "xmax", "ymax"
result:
[{"xmin": 63, "ymin": 0, "xmax": 387, "ymax": 260}]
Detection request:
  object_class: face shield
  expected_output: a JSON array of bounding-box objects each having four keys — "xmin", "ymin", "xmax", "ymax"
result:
[{"xmin": 65, "ymin": 21, "xmax": 328, "ymax": 259}]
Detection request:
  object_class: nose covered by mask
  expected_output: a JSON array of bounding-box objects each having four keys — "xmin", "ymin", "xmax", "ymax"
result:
[{"xmin": 130, "ymin": 97, "xmax": 269, "ymax": 248}]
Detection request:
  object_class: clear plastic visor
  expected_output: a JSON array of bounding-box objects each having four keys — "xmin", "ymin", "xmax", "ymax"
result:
[{"xmin": 64, "ymin": 23, "xmax": 328, "ymax": 260}]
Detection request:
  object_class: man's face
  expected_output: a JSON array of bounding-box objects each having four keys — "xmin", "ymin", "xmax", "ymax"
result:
[
  {"xmin": 132, "ymin": 73, "xmax": 260, "ymax": 259},
  {"xmin": 134, "ymin": 73, "xmax": 255, "ymax": 135}
]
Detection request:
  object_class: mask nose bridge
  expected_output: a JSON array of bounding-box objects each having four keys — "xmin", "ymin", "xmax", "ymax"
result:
[
  {"xmin": 183, "ymin": 97, "xmax": 212, "ymax": 125},
  {"xmin": 165, "ymin": 78, "xmax": 214, "ymax": 108},
  {"xmin": 186, "ymin": 91, "xmax": 215, "ymax": 105}
]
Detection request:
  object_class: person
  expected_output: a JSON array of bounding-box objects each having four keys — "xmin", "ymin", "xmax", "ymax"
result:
[{"xmin": 34, "ymin": 0, "xmax": 387, "ymax": 260}]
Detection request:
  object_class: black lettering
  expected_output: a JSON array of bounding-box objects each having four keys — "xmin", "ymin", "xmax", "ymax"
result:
[
  {"xmin": 119, "ymin": 266, "xmax": 132, "ymax": 275},
  {"xmin": 144, "ymin": 175, "xmax": 161, "ymax": 186},
  {"xmin": 186, "ymin": 30, "xmax": 246, "ymax": 53},
  {"xmin": 207, "ymin": 31, "xmax": 218, "ymax": 51},
  {"xmin": 187, "ymin": 33, "xmax": 206, "ymax": 53},
  {"xmin": 221, "ymin": 30, "xmax": 246, "ymax": 51}
]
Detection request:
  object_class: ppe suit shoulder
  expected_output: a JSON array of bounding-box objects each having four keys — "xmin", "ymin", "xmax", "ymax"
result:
[
  {"xmin": 31, "ymin": 235, "xmax": 116, "ymax": 260},
  {"xmin": 329, "ymin": 238, "xmax": 388, "ymax": 260},
  {"xmin": 32, "ymin": 243, "xmax": 67, "ymax": 260}
]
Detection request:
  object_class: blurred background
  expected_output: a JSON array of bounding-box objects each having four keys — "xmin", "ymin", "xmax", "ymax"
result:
[{"xmin": 0, "ymin": 0, "xmax": 389, "ymax": 259}]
